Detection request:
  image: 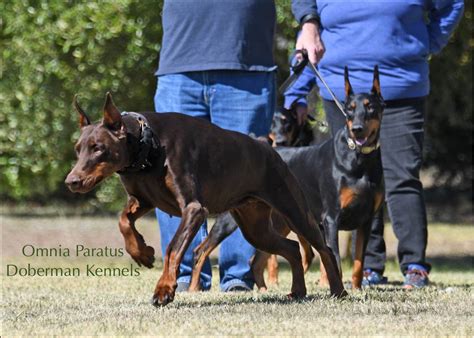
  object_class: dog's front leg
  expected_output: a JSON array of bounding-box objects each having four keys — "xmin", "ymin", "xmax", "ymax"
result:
[
  {"xmin": 352, "ymin": 225, "xmax": 370, "ymax": 289},
  {"xmin": 152, "ymin": 201, "xmax": 208, "ymax": 306},
  {"xmin": 119, "ymin": 196, "xmax": 154, "ymax": 268}
]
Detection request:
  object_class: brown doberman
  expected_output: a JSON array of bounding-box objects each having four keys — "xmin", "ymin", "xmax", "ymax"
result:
[{"xmin": 65, "ymin": 93, "xmax": 346, "ymax": 306}]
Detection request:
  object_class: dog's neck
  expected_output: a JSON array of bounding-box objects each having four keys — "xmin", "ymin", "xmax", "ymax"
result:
[{"xmin": 118, "ymin": 112, "xmax": 166, "ymax": 175}]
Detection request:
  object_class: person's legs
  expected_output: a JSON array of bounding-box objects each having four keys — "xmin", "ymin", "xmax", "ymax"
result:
[
  {"xmin": 379, "ymin": 98, "xmax": 430, "ymax": 282},
  {"xmin": 209, "ymin": 70, "xmax": 276, "ymax": 291},
  {"xmin": 323, "ymin": 100, "xmax": 387, "ymax": 283},
  {"xmin": 153, "ymin": 73, "xmax": 212, "ymax": 291},
  {"xmin": 362, "ymin": 210, "xmax": 387, "ymax": 274}
]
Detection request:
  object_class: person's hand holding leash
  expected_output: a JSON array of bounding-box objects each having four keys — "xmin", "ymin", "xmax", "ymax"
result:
[{"xmin": 296, "ymin": 20, "xmax": 325, "ymax": 65}]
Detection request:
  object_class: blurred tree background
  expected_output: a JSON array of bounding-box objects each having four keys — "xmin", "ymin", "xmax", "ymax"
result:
[{"xmin": 0, "ymin": 0, "xmax": 472, "ymax": 215}]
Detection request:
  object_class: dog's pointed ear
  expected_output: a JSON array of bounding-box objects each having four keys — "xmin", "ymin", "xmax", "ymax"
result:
[
  {"xmin": 73, "ymin": 95, "xmax": 91, "ymax": 128},
  {"xmin": 344, "ymin": 66, "xmax": 354, "ymax": 98},
  {"xmin": 102, "ymin": 92, "xmax": 123, "ymax": 131},
  {"xmin": 371, "ymin": 65, "xmax": 382, "ymax": 97}
]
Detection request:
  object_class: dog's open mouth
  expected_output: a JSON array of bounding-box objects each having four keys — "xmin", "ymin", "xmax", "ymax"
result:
[
  {"xmin": 354, "ymin": 129, "xmax": 379, "ymax": 148},
  {"xmin": 355, "ymin": 137, "xmax": 368, "ymax": 146}
]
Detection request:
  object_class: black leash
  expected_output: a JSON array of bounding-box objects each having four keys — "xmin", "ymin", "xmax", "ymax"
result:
[{"xmin": 279, "ymin": 49, "xmax": 347, "ymax": 118}]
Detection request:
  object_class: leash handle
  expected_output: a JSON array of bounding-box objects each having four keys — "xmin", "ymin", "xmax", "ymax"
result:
[
  {"xmin": 279, "ymin": 49, "xmax": 347, "ymax": 118},
  {"xmin": 301, "ymin": 53, "xmax": 347, "ymax": 118},
  {"xmin": 278, "ymin": 49, "xmax": 309, "ymax": 94},
  {"xmin": 289, "ymin": 49, "xmax": 347, "ymax": 118},
  {"xmin": 290, "ymin": 49, "xmax": 309, "ymax": 74}
]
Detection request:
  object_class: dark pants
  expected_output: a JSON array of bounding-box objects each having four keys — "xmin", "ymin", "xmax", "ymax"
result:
[{"xmin": 323, "ymin": 98, "xmax": 430, "ymax": 274}]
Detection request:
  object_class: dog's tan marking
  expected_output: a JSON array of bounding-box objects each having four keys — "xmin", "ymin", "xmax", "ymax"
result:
[
  {"xmin": 374, "ymin": 191, "xmax": 384, "ymax": 212},
  {"xmin": 340, "ymin": 186, "xmax": 357, "ymax": 209}
]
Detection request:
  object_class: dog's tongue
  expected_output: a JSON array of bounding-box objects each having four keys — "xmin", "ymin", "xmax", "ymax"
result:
[{"xmin": 355, "ymin": 138, "xmax": 367, "ymax": 146}]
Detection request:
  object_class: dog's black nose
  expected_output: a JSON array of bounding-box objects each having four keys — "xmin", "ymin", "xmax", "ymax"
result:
[{"xmin": 351, "ymin": 125, "xmax": 364, "ymax": 134}]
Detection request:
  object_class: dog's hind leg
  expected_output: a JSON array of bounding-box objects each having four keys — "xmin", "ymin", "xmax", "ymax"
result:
[
  {"xmin": 266, "ymin": 255, "xmax": 279, "ymax": 286},
  {"xmin": 298, "ymin": 235, "xmax": 315, "ymax": 273},
  {"xmin": 119, "ymin": 195, "xmax": 154, "ymax": 268},
  {"xmin": 153, "ymin": 201, "xmax": 208, "ymax": 306},
  {"xmin": 262, "ymin": 176, "xmax": 346, "ymax": 298},
  {"xmin": 231, "ymin": 202, "xmax": 306, "ymax": 299},
  {"xmin": 189, "ymin": 212, "xmax": 238, "ymax": 292},
  {"xmin": 252, "ymin": 250, "xmax": 272, "ymax": 291}
]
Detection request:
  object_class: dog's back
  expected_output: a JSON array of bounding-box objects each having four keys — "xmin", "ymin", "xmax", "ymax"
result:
[{"xmin": 140, "ymin": 112, "xmax": 289, "ymax": 212}]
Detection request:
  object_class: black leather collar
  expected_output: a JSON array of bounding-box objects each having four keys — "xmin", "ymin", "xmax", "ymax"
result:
[{"xmin": 117, "ymin": 112, "xmax": 165, "ymax": 174}]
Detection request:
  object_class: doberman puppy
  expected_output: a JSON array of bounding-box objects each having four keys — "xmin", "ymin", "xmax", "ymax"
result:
[
  {"xmin": 269, "ymin": 107, "xmax": 315, "ymax": 147},
  {"xmin": 190, "ymin": 66, "xmax": 384, "ymax": 290},
  {"xmin": 65, "ymin": 93, "xmax": 346, "ymax": 306}
]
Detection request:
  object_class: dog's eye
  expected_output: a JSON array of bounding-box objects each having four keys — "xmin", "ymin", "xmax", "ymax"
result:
[
  {"xmin": 345, "ymin": 109, "xmax": 354, "ymax": 119},
  {"xmin": 91, "ymin": 144, "xmax": 104, "ymax": 154}
]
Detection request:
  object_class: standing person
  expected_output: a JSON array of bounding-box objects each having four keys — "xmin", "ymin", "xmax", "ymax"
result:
[
  {"xmin": 288, "ymin": 0, "xmax": 464, "ymax": 288},
  {"xmin": 154, "ymin": 0, "xmax": 277, "ymax": 292}
]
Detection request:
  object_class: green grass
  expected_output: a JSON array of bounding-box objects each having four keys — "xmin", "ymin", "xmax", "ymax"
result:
[{"xmin": 1, "ymin": 217, "xmax": 473, "ymax": 336}]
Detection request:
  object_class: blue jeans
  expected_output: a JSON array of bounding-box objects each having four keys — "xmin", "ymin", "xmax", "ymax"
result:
[{"xmin": 154, "ymin": 70, "xmax": 275, "ymax": 291}]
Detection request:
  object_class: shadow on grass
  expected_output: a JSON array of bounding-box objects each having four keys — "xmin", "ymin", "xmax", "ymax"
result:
[
  {"xmin": 170, "ymin": 293, "xmax": 343, "ymax": 309},
  {"xmin": 272, "ymin": 255, "xmax": 473, "ymax": 273},
  {"xmin": 428, "ymin": 255, "xmax": 474, "ymax": 272}
]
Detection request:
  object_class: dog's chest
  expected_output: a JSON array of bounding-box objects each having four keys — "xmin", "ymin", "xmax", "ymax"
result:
[{"xmin": 337, "ymin": 177, "xmax": 382, "ymax": 230}]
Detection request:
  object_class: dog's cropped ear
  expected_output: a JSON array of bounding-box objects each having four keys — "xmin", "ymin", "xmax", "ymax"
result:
[
  {"xmin": 73, "ymin": 95, "xmax": 91, "ymax": 128},
  {"xmin": 102, "ymin": 92, "xmax": 124, "ymax": 132},
  {"xmin": 344, "ymin": 66, "xmax": 354, "ymax": 98},
  {"xmin": 371, "ymin": 65, "xmax": 382, "ymax": 97}
]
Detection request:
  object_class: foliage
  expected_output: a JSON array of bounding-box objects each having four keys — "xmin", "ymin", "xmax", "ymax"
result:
[
  {"xmin": 0, "ymin": 0, "xmax": 471, "ymax": 210},
  {"xmin": 0, "ymin": 0, "xmax": 162, "ymax": 207},
  {"xmin": 424, "ymin": 5, "xmax": 472, "ymax": 185}
]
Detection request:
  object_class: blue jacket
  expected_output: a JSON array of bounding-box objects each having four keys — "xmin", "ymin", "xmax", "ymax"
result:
[
  {"xmin": 286, "ymin": 0, "xmax": 464, "ymax": 107},
  {"xmin": 157, "ymin": 0, "xmax": 276, "ymax": 75}
]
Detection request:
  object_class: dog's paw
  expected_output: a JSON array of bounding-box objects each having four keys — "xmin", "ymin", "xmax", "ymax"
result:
[
  {"xmin": 151, "ymin": 285, "xmax": 176, "ymax": 307},
  {"xmin": 286, "ymin": 290, "xmax": 306, "ymax": 300},
  {"xmin": 130, "ymin": 245, "xmax": 155, "ymax": 268},
  {"xmin": 335, "ymin": 289, "xmax": 349, "ymax": 299}
]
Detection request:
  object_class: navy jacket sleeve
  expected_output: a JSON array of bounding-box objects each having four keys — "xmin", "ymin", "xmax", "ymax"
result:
[
  {"xmin": 291, "ymin": 0, "xmax": 318, "ymax": 23},
  {"xmin": 428, "ymin": 0, "xmax": 464, "ymax": 54}
]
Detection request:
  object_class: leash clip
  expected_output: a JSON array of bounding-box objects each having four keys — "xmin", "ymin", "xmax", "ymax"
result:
[{"xmin": 347, "ymin": 138, "xmax": 356, "ymax": 150}]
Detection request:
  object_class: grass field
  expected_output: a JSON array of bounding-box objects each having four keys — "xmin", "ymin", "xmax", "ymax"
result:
[{"xmin": 1, "ymin": 215, "xmax": 473, "ymax": 336}]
